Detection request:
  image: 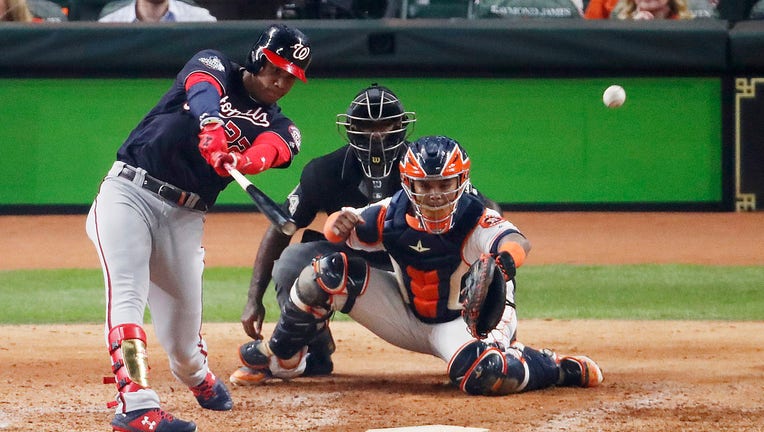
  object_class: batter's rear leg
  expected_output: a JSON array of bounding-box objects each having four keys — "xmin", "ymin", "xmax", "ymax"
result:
[{"xmin": 106, "ymin": 324, "xmax": 197, "ymax": 432}]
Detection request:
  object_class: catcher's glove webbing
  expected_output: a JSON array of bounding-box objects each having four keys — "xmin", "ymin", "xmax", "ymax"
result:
[{"xmin": 460, "ymin": 253, "xmax": 510, "ymax": 339}]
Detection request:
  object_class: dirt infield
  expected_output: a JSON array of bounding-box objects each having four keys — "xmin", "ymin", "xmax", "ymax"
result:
[{"xmin": 1, "ymin": 212, "xmax": 763, "ymax": 432}]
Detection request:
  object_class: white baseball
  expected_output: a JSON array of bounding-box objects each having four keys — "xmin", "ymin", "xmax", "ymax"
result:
[{"xmin": 603, "ymin": 85, "xmax": 626, "ymax": 108}]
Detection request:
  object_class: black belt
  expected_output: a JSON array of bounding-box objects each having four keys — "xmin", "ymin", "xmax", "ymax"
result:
[{"xmin": 117, "ymin": 166, "xmax": 208, "ymax": 212}]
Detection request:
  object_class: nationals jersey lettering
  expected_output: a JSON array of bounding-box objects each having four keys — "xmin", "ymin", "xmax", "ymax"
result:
[
  {"xmin": 116, "ymin": 49, "xmax": 300, "ymax": 206},
  {"xmin": 219, "ymin": 97, "xmax": 269, "ymax": 126}
]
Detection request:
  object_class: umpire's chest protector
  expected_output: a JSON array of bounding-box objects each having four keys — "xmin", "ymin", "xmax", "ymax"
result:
[{"xmin": 375, "ymin": 192, "xmax": 484, "ymax": 323}]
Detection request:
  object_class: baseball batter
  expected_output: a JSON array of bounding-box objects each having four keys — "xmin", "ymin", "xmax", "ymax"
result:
[
  {"xmin": 232, "ymin": 85, "xmax": 501, "ymax": 384},
  {"xmin": 233, "ymin": 136, "xmax": 604, "ymax": 395},
  {"xmin": 85, "ymin": 24, "xmax": 311, "ymax": 432}
]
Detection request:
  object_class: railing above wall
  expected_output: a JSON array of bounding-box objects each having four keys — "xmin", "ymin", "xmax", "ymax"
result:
[{"xmin": 2, "ymin": 18, "xmax": 755, "ymax": 78}]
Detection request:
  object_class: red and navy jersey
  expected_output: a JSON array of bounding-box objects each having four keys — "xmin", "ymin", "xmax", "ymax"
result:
[
  {"xmin": 347, "ymin": 191, "xmax": 523, "ymax": 324},
  {"xmin": 116, "ymin": 49, "xmax": 301, "ymax": 206}
]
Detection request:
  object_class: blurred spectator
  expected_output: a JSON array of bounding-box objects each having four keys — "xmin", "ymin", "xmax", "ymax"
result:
[
  {"xmin": 99, "ymin": 0, "xmax": 216, "ymax": 22},
  {"xmin": 1, "ymin": 0, "xmax": 34, "ymax": 20},
  {"xmin": 583, "ymin": 0, "xmax": 618, "ymax": 17},
  {"xmin": 611, "ymin": 0, "xmax": 693, "ymax": 19},
  {"xmin": 750, "ymin": 0, "xmax": 764, "ymax": 18},
  {"xmin": 2, "ymin": 0, "xmax": 68, "ymax": 21}
]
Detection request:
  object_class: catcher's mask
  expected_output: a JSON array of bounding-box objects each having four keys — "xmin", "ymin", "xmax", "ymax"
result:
[
  {"xmin": 400, "ymin": 135, "xmax": 471, "ymax": 234},
  {"xmin": 246, "ymin": 24, "xmax": 311, "ymax": 83},
  {"xmin": 336, "ymin": 84, "xmax": 416, "ymax": 179}
]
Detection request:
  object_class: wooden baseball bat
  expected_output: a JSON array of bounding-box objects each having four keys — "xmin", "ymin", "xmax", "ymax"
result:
[{"xmin": 224, "ymin": 163, "xmax": 297, "ymax": 235}]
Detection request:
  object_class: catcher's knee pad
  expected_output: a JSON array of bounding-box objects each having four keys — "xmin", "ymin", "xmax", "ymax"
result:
[
  {"xmin": 272, "ymin": 242, "xmax": 328, "ymax": 307},
  {"xmin": 106, "ymin": 324, "xmax": 151, "ymax": 393},
  {"xmin": 448, "ymin": 340, "xmax": 510, "ymax": 396},
  {"xmin": 294, "ymin": 251, "xmax": 369, "ymax": 314}
]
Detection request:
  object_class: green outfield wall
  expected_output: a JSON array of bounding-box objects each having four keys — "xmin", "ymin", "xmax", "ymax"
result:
[{"xmin": 0, "ymin": 77, "xmax": 721, "ymax": 208}]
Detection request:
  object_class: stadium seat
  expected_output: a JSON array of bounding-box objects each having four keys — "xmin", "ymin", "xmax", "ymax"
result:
[
  {"xmin": 67, "ymin": 0, "xmax": 114, "ymax": 20},
  {"xmin": 405, "ymin": 0, "xmax": 470, "ymax": 18}
]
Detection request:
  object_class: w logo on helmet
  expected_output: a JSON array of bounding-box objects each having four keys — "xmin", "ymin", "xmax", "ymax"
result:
[
  {"xmin": 246, "ymin": 24, "xmax": 312, "ymax": 83},
  {"xmin": 291, "ymin": 43, "xmax": 311, "ymax": 61}
]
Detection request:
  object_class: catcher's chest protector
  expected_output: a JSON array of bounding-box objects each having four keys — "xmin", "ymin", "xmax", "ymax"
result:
[{"xmin": 377, "ymin": 192, "xmax": 484, "ymax": 323}]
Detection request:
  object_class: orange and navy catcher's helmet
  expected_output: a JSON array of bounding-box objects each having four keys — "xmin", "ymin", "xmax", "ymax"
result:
[
  {"xmin": 400, "ymin": 135, "xmax": 471, "ymax": 234},
  {"xmin": 246, "ymin": 24, "xmax": 311, "ymax": 83}
]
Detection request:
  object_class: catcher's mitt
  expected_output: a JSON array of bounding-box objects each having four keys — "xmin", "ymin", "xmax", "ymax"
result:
[{"xmin": 460, "ymin": 253, "xmax": 508, "ymax": 339}]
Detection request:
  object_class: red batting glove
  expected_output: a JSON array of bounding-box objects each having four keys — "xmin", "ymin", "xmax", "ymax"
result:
[
  {"xmin": 198, "ymin": 120, "xmax": 228, "ymax": 160},
  {"xmin": 210, "ymin": 151, "xmax": 235, "ymax": 177},
  {"xmin": 210, "ymin": 151, "xmax": 258, "ymax": 177}
]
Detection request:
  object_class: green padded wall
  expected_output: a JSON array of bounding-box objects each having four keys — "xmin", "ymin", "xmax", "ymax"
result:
[{"xmin": 0, "ymin": 77, "xmax": 721, "ymax": 207}]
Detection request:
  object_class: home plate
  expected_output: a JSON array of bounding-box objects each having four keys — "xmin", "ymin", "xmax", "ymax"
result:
[{"xmin": 366, "ymin": 426, "xmax": 489, "ymax": 432}]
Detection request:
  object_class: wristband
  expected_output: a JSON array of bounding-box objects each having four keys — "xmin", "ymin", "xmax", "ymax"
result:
[
  {"xmin": 200, "ymin": 116, "xmax": 224, "ymax": 128},
  {"xmin": 498, "ymin": 241, "xmax": 526, "ymax": 268}
]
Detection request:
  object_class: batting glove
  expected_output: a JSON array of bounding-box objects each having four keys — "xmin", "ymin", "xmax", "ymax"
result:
[
  {"xmin": 210, "ymin": 151, "xmax": 257, "ymax": 177},
  {"xmin": 198, "ymin": 118, "xmax": 228, "ymax": 160}
]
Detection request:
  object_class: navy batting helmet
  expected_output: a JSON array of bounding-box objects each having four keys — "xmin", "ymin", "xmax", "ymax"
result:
[
  {"xmin": 246, "ymin": 24, "xmax": 311, "ymax": 83},
  {"xmin": 336, "ymin": 84, "xmax": 416, "ymax": 179}
]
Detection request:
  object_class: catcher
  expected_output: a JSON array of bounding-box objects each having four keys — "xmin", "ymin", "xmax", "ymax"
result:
[
  {"xmin": 232, "ymin": 135, "xmax": 603, "ymax": 395},
  {"xmin": 231, "ymin": 84, "xmax": 501, "ymax": 384}
]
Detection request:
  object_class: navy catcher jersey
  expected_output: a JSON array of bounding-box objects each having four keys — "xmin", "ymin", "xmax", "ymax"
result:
[{"xmin": 116, "ymin": 49, "xmax": 301, "ymax": 206}]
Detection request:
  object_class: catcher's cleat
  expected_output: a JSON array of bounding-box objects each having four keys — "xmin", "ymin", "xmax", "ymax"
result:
[
  {"xmin": 111, "ymin": 408, "xmax": 196, "ymax": 432},
  {"xmin": 558, "ymin": 355, "xmax": 604, "ymax": 388},
  {"xmin": 189, "ymin": 372, "xmax": 233, "ymax": 411},
  {"xmin": 229, "ymin": 366, "xmax": 271, "ymax": 386},
  {"xmin": 233, "ymin": 339, "xmax": 307, "ymax": 384}
]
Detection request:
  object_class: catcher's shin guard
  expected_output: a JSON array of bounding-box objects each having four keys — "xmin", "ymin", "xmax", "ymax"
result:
[
  {"xmin": 269, "ymin": 251, "xmax": 368, "ymax": 360},
  {"xmin": 447, "ymin": 341, "xmax": 562, "ymax": 395},
  {"xmin": 516, "ymin": 344, "xmax": 561, "ymax": 391},
  {"xmin": 268, "ymin": 294, "xmax": 328, "ymax": 360},
  {"xmin": 303, "ymin": 326, "xmax": 336, "ymax": 376},
  {"xmin": 106, "ymin": 324, "xmax": 151, "ymax": 394},
  {"xmin": 448, "ymin": 340, "xmax": 509, "ymax": 396}
]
